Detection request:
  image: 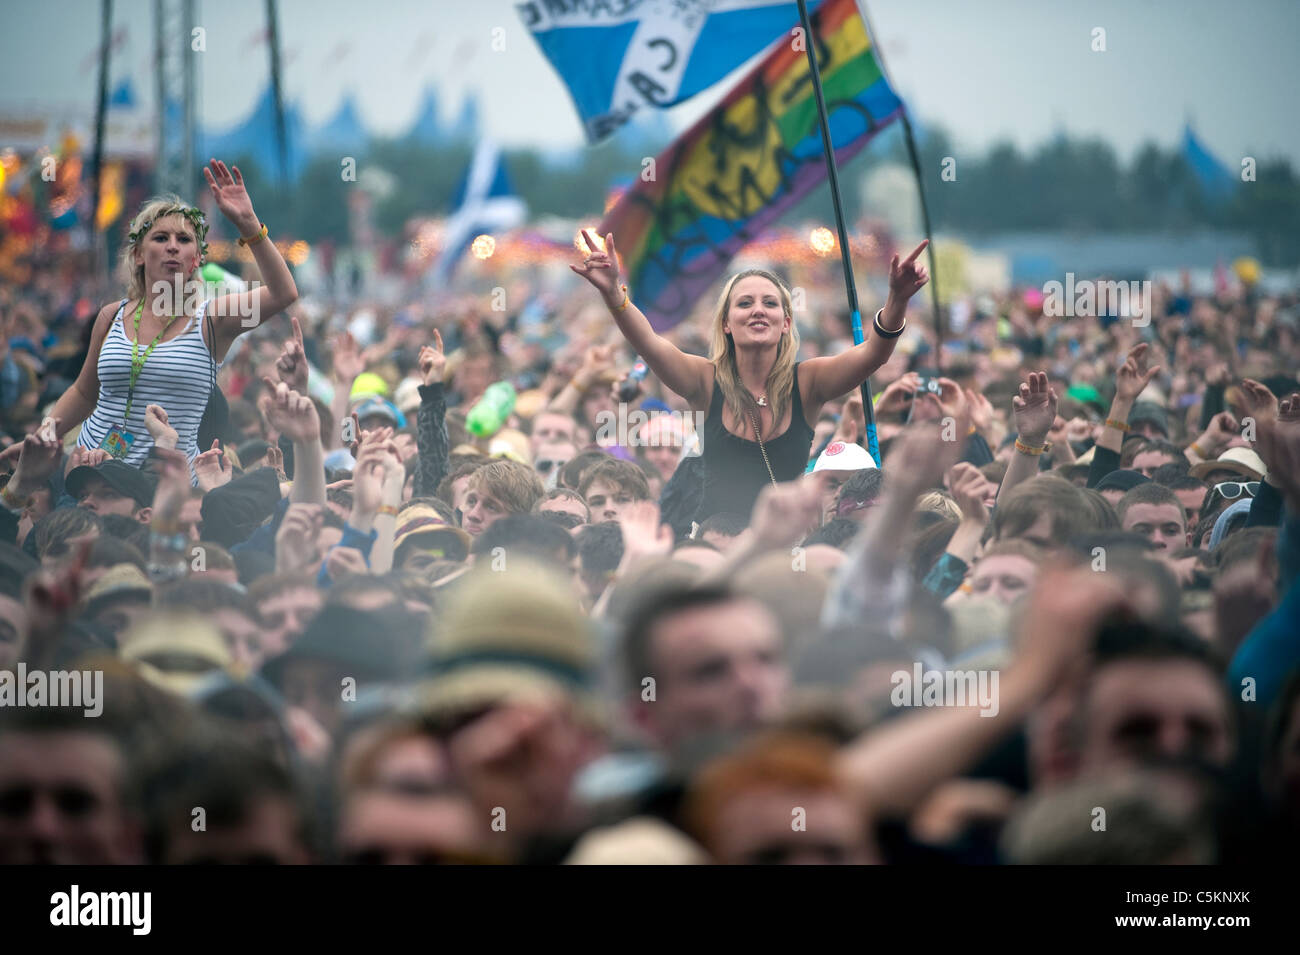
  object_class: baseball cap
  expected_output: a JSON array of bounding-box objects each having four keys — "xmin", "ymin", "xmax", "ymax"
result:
[
  {"xmin": 352, "ymin": 397, "xmax": 405, "ymax": 429},
  {"xmin": 812, "ymin": 441, "xmax": 878, "ymax": 474},
  {"xmin": 65, "ymin": 460, "xmax": 157, "ymax": 508}
]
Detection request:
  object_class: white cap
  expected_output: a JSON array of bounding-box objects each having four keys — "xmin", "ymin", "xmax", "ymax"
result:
[{"xmin": 812, "ymin": 440, "xmax": 878, "ymax": 474}]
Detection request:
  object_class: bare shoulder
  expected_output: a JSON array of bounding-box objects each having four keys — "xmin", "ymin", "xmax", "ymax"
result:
[{"xmin": 90, "ymin": 300, "xmax": 126, "ymax": 342}]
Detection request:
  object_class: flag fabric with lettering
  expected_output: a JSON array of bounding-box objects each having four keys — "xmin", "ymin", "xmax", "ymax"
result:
[
  {"xmin": 600, "ymin": 0, "xmax": 903, "ymax": 330},
  {"xmin": 516, "ymin": 0, "xmax": 822, "ymax": 142}
]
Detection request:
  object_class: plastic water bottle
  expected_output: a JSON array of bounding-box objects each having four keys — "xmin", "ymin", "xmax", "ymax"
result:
[{"xmin": 466, "ymin": 381, "xmax": 517, "ymax": 437}]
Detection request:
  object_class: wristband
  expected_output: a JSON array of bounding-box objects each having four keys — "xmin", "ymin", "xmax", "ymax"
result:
[
  {"xmin": 1015, "ymin": 439, "xmax": 1050, "ymax": 456},
  {"xmin": 873, "ymin": 309, "xmax": 906, "ymax": 339},
  {"xmin": 613, "ymin": 284, "xmax": 630, "ymax": 312},
  {"xmin": 1, "ymin": 483, "xmax": 30, "ymax": 509},
  {"xmin": 377, "ymin": 504, "xmax": 398, "ymax": 518},
  {"xmin": 1190, "ymin": 442, "xmax": 1208, "ymax": 458},
  {"xmin": 151, "ymin": 531, "xmax": 188, "ymax": 551},
  {"xmin": 1105, "ymin": 418, "xmax": 1130, "ymax": 433},
  {"xmin": 238, "ymin": 222, "xmax": 269, "ymax": 247}
]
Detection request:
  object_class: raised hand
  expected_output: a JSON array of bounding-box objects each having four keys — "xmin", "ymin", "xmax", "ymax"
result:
[
  {"xmin": 8, "ymin": 423, "xmax": 63, "ymax": 497},
  {"xmin": 1255, "ymin": 393, "xmax": 1300, "ymax": 510},
  {"xmin": 1011, "ymin": 372, "xmax": 1058, "ymax": 445},
  {"xmin": 947, "ymin": 463, "xmax": 996, "ymax": 523},
  {"xmin": 325, "ymin": 545, "xmax": 368, "ymax": 581},
  {"xmin": 193, "ymin": 439, "xmax": 232, "ymax": 492},
  {"xmin": 966, "ymin": 388, "xmax": 994, "ymax": 436},
  {"xmin": 875, "ymin": 372, "xmax": 922, "ymax": 416},
  {"xmin": 276, "ymin": 503, "xmax": 324, "ymax": 573},
  {"xmin": 144, "ymin": 404, "xmax": 179, "ymax": 450},
  {"xmin": 569, "ymin": 230, "xmax": 621, "ymax": 301},
  {"xmin": 832, "ymin": 391, "xmax": 865, "ymax": 445},
  {"xmin": 261, "ymin": 377, "xmax": 321, "ymax": 446},
  {"xmin": 150, "ymin": 447, "xmax": 192, "ymax": 530},
  {"xmin": 1202, "ymin": 411, "xmax": 1240, "ymax": 453},
  {"xmin": 331, "ymin": 332, "xmax": 366, "ymax": 385},
  {"xmin": 202, "ymin": 158, "xmax": 258, "ymax": 234},
  {"xmin": 1239, "ymin": 378, "xmax": 1279, "ymax": 426},
  {"xmin": 1115, "ymin": 343, "xmax": 1160, "ymax": 404},
  {"xmin": 265, "ymin": 444, "xmax": 287, "ymax": 482},
  {"xmin": 64, "ymin": 445, "xmax": 109, "ymax": 478},
  {"xmin": 616, "ymin": 500, "xmax": 674, "ymax": 566},
  {"xmin": 418, "ymin": 328, "xmax": 447, "ymax": 386},
  {"xmin": 750, "ymin": 472, "xmax": 834, "ymax": 549},
  {"xmin": 275, "ymin": 315, "xmax": 309, "ymax": 393},
  {"xmin": 888, "ymin": 239, "xmax": 930, "ymax": 302}
]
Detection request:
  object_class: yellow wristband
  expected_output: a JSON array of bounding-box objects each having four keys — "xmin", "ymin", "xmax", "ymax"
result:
[
  {"xmin": 1105, "ymin": 418, "xmax": 1130, "ymax": 433},
  {"xmin": 1015, "ymin": 439, "xmax": 1049, "ymax": 456},
  {"xmin": 377, "ymin": 504, "xmax": 398, "ymax": 518},
  {"xmin": 238, "ymin": 223, "xmax": 269, "ymax": 247},
  {"xmin": 1, "ymin": 483, "xmax": 30, "ymax": 509},
  {"xmin": 1190, "ymin": 442, "xmax": 1207, "ymax": 458},
  {"xmin": 614, "ymin": 285, "xmax": 630, "ymax": 311}
]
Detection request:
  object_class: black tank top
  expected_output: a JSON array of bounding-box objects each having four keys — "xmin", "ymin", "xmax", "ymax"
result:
[{"xmin": 697, "ymin": 362, "xmax": 815, "ymax": 524}]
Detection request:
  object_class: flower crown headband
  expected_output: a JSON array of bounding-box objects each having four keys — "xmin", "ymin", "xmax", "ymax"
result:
[{"xmin": 128, "ymin": 205, "xmax": 210, "ymax": 259}]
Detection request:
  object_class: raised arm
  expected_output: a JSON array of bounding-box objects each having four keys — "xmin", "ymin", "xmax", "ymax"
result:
[
  {"xmin": 801, "ymin": 240, "xmax": 930, "ymax": 406},
  {"xmin": 571, "ymin": 230, "xmax": 712, "ymax": 408},
  {"xmin": 996, "ymin": 372, "xmax": 1057, "ymax": 506},
  {"xmin": 202, "ymin": 159, "xmax": 298, "ymax": 359},
  {"xmin": 1086, "ymin": 343, "xmax": 1159, "ymax": 487}
]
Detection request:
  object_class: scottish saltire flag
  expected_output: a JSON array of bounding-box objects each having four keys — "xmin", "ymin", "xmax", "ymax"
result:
[
  {"xmin": 600, "ymin": 0, "xmax": 902, "ymax": 330},
  {"xmin": 433, "ymin": 141, "xmax": 527, "ymax": 284},
  {"xmin": 517, "ymin": 0, "xmax": 822, "ymax": 142}
]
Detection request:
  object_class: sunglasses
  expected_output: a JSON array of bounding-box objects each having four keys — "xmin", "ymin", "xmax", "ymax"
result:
[
  {"xmin": 535, "ymin": 458, "xmax": 568, "ymax": 474},
  {"xmin": 1210, "ymin": 481, "xmax": 1260, "ymax": 502}
]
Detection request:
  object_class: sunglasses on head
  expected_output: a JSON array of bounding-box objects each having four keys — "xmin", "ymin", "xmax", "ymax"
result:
[{"xmin": 1210, "ymin": 481, "xmax": 1260, "ymax": 502}]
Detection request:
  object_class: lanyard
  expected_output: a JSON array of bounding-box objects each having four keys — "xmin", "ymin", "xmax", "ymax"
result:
[{"xmin": 124, "ymin": 302, "xmax": 177, "ymax": 422}]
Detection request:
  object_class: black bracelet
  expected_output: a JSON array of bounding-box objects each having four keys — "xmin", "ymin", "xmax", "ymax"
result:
[{"xmin": 873, "ymin": 309, "xmax": 906, "ymax": 339}]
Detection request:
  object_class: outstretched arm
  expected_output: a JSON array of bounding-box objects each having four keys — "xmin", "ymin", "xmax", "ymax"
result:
[
  {"xmin": 203, "ymin": 159, "xmax": 298, "ymax": 358},
  {"xmin": 572, "ymin": 230, "xmax": 712, "ymax": 408},
  {"xmin": 801, "ymin": 240, "xmax": 930, "ymax": 406}
]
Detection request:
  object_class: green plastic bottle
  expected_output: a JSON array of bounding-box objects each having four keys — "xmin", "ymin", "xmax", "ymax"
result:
[{"xmin": 466, "ymin": 381, "xmax": 517, "ymax": 437}]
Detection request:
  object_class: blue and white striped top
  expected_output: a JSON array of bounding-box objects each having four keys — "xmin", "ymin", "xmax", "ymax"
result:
[{"xmin": 78, "ymin": 299, "xmax": 219, "ymax": 469}]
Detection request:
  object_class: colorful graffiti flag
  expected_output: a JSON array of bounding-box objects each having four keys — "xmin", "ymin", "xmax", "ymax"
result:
[
  {"xmin": 601, "ymin": 0, "xmax": 903, "ymax": 330},
  {"xmin": 518, "ymin": 0, "xmax": 823, "ymax": 142}
]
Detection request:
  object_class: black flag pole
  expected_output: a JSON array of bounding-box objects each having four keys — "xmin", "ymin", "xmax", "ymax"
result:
[
  {"xmin": 855, "ymin": 0, "xmax": 943, "ymax": 373},
  {"xmin": 795, "ymin": 0, "xmax": 880, "ymax": 464}
]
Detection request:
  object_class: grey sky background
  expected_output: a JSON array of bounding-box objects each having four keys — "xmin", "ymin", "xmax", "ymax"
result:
[{"xmin": 2, "ymin": 0, "xmax": 1297, "ymax": 165}]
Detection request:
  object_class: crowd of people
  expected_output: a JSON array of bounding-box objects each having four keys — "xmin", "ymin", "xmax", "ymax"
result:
[{"xmin": 0, "ymin": 168, "xmax": 1298, "ymax": 865}]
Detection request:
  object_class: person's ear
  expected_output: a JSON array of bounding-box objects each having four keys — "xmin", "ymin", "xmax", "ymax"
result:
[{"xmin": 135, "ymin": 506, "xmax": 153, "ymax": 524}]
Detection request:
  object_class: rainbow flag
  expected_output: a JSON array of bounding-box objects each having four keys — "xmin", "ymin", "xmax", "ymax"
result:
[{"xmin": 600, "ymin": 0, "xmax": 902, "ymax": 331}]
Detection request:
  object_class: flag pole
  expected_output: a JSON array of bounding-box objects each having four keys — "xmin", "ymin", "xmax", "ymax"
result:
[
  {"xmin": 795, "ymin": 0, "xmax": 880, "ymax": 465},
  {"xmin": 854, "ymin": 0, "xmax": 942, "ymax": 373}
]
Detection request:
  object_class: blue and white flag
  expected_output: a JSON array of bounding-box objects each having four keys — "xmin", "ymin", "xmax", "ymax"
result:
[
  {"xmin": 433, "ymin": 141, "xmax": 527, "ymax": 284},
  {"xmin": 517, "ymin": 0, "xmax": 821, "ymax": 142}
]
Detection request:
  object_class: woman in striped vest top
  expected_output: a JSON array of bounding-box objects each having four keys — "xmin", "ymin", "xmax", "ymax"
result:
[{"xmin": 44, "ymin": 159, "xmax": 298, "ymax": 471}]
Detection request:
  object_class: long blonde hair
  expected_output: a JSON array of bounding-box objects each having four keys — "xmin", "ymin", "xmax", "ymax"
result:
[
  {"xmin": 708, "ymin": 269, "xmax": 801, "ymax": 437},
  {"xmin": 118, "ymin": 194, "xmax": 209, "ymax": 303}
]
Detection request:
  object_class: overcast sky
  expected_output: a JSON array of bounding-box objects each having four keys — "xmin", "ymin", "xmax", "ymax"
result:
[{"xmin": 3, "ymin": 0, "xmax": 1297, "ymax": 165}]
